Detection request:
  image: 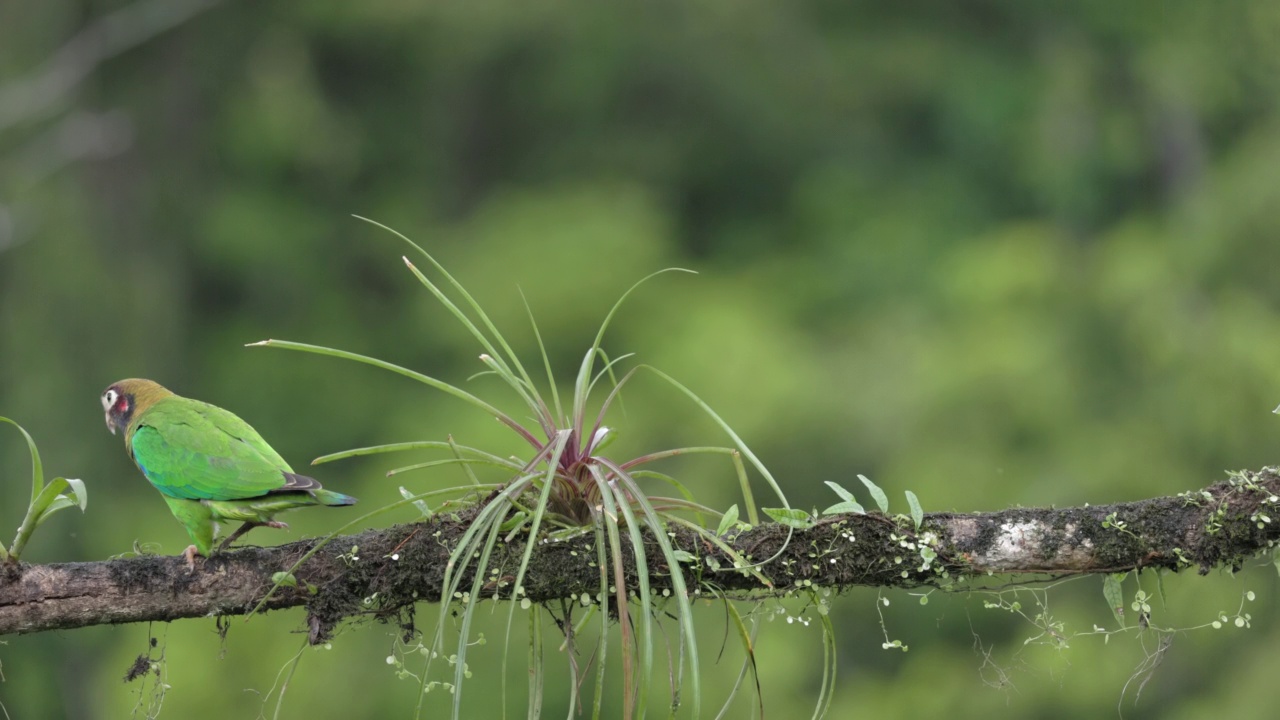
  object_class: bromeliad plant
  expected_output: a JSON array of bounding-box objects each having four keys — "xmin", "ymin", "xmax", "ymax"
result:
[
  {"xmin": 251, "ymin": 218, "xmax": 797, "ymax": 719},
  {"xmin": 0, "ymin": 417, "xmax": 87, "ymax": 565}
]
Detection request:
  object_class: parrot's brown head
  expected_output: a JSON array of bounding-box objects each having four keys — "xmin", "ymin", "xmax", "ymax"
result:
[{"xmin": 101, "ymin": 379, "xmax": 173, "ymax": 436}]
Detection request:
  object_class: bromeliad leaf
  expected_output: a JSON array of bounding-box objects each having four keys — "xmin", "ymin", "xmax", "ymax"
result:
[
  {"xmin": 590, "ymin": 426, "xmax": 618, "ymax": 454},
  {"xmin": 499, "ymin": 511, "xmax": 529, "ymax": 533},
  {"xmin": 859, "ymin": 474, "xmax": 890, "ymax": 514},
  {"xmin": 763, "ymin": 507, "xmax": 814, "ymax": 530}
]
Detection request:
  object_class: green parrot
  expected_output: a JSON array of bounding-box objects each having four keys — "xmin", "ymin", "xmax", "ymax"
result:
[{"xmin": 101, "ymin": 378, "xmax": 356, "ymax": 568}]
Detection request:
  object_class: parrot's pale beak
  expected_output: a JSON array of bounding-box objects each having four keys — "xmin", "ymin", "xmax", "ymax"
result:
[{"xmin": 105, "ymin": 412, "xmax": 116, "ymax": 435}]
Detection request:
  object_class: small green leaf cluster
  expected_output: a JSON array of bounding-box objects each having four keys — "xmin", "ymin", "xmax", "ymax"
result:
[
  {"xmin": 1211, "ymin": 593, "xmax": 1255, "ymax": 629},
  {"xmin": 271, "ymin": 571, "xmax": 318, "ymax": 595},
  {"xmin": 1249, "ymin": 494, "xmax": 1278, "ymax": 529},
  {"xmin": 1170, "ymin": 547, "xmax": 1193, "ymax": 569},
  {"xmin": 1204, "ymin": 503, "xmax": 1228, "ymax": 536},
  {"xmin": 1101, "ymin": 511, "xmax": 1138, "ymax": 540},
  {"xmin": 981, "ymin": 587, "xmax": 1069, "ymax": 649},
  {"xmin": 817, "ymin": 475, "xmax": 941, "ymax": 580},
  {"xmin": 763, "ymin": 506, "xmax": 816, "ymax": 530},
  {"xmin": 0, "ymin": 416, "xmax": 88, "ymax": 564},
  {"xmin": 1130, "ymin": 589, "xmax": 1152, "ymax": 617},
  {"xmin": 891, "ymin": 530, "xmax": 943, "ymax": 578},
  {"xmin": 875, "ymin": 594, "xmax": 909, "ymax": 652},
  {"xmin": 337, "ymin": 545, "xmax": 360, "ymax": 567},
  {"xmin": 760, "ymin": 474, "xmax": 925, "ymax": 533},
  {"xmin": 1200, "ymin": 469, "xmax": 1279, "ymax": 538},
  {"xmin": 819, "ymin": 475, "xmax": 924, "ymax": 529},
  {"xmin": 1177, "ymin": 489, "xmax": 1213, "ymax": 507}
]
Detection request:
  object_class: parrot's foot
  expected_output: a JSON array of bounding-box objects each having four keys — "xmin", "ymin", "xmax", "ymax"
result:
[
  {"xmin": 181, "ymin": 545, "xmax": 204, "ymax": 573},
  {"xmin": 217, "ymin": 520, "xmax": 291, "ymax": 551}
]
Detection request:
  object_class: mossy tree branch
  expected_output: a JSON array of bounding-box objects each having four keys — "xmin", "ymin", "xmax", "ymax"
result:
[{"xmin": 2, "ymin": 467, "xmax": 1277, "ymax": 642}]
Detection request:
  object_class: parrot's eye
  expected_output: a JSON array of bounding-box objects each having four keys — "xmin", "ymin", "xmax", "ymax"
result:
[{"xmin": 102, "ymin": 388, "xmax": 129, "ymax": 415}]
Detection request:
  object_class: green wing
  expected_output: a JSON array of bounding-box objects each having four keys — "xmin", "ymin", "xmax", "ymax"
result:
[{"xmin": 130, "ymin": 397, "xmax": 294, "ymax": 501}]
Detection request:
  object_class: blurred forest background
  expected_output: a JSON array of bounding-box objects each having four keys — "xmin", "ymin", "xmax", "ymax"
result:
[{"xmin": 3, "ymin": 1, "xmax": 1280, "ymax": 718}]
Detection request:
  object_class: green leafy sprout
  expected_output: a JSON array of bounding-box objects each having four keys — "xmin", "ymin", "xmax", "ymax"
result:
[
  {"xmin": 247, "ymin": 217, "xmax": 808, "ymax": 719},
  {"xmin": 0, "ymin": 416, "xmax": 87, "ymax": 564}
]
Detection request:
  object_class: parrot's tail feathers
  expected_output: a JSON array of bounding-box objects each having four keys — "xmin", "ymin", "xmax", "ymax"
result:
[
  {"xmin": 273, "ymin": 472, "xmax": 356, "ymax": 506},
  {"xmin": 313, "ymin": 489, "xmax": 358, "ymax": 507},
  {"xmin": 277, "ymin": 472, "xmax": 323, "ymax": 493}
]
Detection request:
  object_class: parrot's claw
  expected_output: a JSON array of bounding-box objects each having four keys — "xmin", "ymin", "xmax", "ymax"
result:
[
  {"xmin": 182, "ymin": 545, "xmax": 203, "ymax": 573},
  {"xmin": 217, "ymin": 520, "xmax": 291, "ymax": 551}
]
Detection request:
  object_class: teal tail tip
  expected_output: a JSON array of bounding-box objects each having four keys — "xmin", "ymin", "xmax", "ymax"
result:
[{"xmin": 315, "ymin": 489, "xmax": 358, "ymax": 506}]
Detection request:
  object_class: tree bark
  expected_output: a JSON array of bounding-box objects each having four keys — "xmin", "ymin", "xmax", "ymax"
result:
[{"xmin": 2, "ymin": 466, "xmax": 1276, "ymax": 643}]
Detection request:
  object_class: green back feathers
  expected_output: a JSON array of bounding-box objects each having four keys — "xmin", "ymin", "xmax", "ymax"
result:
[
  {"xmin": 103, "ymin": 379, "xmax": 352, "ymax": 504},
  {"xmin": 129, "ymin": 396, "xmax": 296, "ymax": 501}
]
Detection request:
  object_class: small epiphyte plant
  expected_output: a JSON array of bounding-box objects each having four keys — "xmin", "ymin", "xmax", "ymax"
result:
[
  {"xmin": 0, "ymin": 417, "xmax": 87, "ymax": 565},
  {"xmin": 250, "ymin": 218, "xmax": 796, "ymax": 720}
]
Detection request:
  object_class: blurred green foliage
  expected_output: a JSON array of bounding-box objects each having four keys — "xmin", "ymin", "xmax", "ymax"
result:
[{"xmin": 3, "ymin": 0, "xmax": 1280, "ymax": 718}]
